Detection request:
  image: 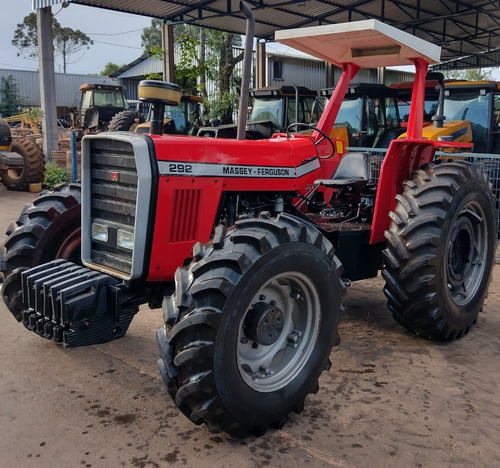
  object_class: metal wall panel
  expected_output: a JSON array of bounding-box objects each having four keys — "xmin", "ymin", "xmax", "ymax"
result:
[{"xmin": 0, "ymin": 69, "xmax": 120, "ymax": 108}]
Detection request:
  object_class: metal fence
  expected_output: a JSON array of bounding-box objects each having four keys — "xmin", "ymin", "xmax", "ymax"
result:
[{"xmin": 346, "ymin": 147, "xmax": 500, "ymax": 232}]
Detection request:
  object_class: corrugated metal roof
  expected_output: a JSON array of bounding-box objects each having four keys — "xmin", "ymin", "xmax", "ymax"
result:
[
  {"xmin": 35, "ymin": 1, "xmax": 500, "ymax": 69},
  {"xmin": 32, "ymin": 0, "xmax": 66, "ymax": 8}
]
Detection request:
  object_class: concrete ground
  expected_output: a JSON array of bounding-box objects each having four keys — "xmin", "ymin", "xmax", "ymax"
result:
[{"xmin": 1, "ymin": 185, "xmax": 499, "ymax": 468}]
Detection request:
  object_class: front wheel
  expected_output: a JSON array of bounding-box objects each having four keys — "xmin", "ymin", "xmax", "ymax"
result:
[
  {"xmin": 157, "ymin": 213, "xmax": 345, "ymax": 435},
  {"xmin": 382, "ymin": 161, "xmax": 497, "ymax": 340},
  {"xmin": 0, "ymin": 183, "xmax": 82, "ymax": 320}
]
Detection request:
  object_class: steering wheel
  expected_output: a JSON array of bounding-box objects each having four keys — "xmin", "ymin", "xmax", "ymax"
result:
[{"xmin": 286, "ymin": 122, "xmax": 335, "ymax": 159}]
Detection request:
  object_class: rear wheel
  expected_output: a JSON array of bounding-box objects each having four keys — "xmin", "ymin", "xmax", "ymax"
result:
[
  {"xmin": 157, "ymin": 213, "xmax": 345, "ymax": 435},
  {"xmin": 0, "ymin": 183, "xmax": 82, "ymax": 320},
  {"xmin": 108, "ymin": 110, "xmax": 144, "ymax": 132},
  {"xmin": 382, "ymin": 161, "xmax": 497, "ymax": 340},
  {"xmin": 0, "ymin": 139, "xmax": 45, "ymax": 191}
]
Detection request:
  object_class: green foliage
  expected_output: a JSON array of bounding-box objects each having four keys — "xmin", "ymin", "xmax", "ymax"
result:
[
  {"xmin": 0, "ymin": 76, "xmax": 26, "ymax": 117},
  {"xmin": 12, "ymin": 13, "xmax": 93, "ymax": 73},
  {"xmin": 100, "ymin": 62, "xmax": 127, "ymax": 77},
  {"xmin": 145, "ymin": 46, "xmax": 165, "ymax": 80},
  {"xmin": 43, "ymin": 162, "xmax": 68, "ymax": 189},
  {"xmin": 209, "ymin": 91, "xmax": 239, "ymax": 122},
  {"xmin": 140, "ymin": 23, "xmax": 244, "ymax": 122},
  {"xmin": 175, "ymin": 27, "xmax": 204, "ymax": 95},
  {"xmin": 443, "ymin": 68, "xmax": 494, "ymax": 81}
]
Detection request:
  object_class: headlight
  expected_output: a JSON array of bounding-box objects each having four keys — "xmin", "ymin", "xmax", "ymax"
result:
[
  {"xmin": 117, "ymin": 229, "xmax": 134, "ymax": 251},
  {"xmin": 92, "ymin": 222, "xmax": 108, "ymax": 242}
]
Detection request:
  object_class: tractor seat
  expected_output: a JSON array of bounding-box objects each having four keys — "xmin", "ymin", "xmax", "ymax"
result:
[{"xmin": 315, "ymin": 152, "xmax": 371, "ymax": 189}]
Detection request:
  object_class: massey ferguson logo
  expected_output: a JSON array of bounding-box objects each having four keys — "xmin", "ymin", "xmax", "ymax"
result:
[
  {"xmin": 110, "ymin": 172, "xmax": 119, "ymax": 182},
  {"xmin": 158, "ymin": 159, "xmax": 320, "ymax": 178}
]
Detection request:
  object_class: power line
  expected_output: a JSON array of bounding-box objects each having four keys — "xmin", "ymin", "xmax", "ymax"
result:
[
  {"xmin": 88, "ymin": 28, "xmax": 146, "ymax": 37},
  {"xmin": 92, "ymin": 39, "xmax": 143, "ymax": 50}
]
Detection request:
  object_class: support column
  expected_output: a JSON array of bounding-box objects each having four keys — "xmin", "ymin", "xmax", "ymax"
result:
[
  {"xmin": 256, "ymin": 42, "xmax": 266, "ymax": 88},
  {"xmin": 37, "ymin": 7, "xmax": 58, "ymax": 160},
  {"xmin": 162, "ymin": 22, "xmax": 175, "ymax": 83},
  {"xmin": 377, "ymin": 67, "xmax": 386, "ymax": 84},
  {"xmin": 325, "ymin": 62, "xmax": 335, "ymax": 88}
]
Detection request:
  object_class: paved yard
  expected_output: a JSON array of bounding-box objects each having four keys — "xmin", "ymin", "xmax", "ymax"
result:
[{"xmin": 1, "ymin": 186, "xmax": 499, "ymax": 468}]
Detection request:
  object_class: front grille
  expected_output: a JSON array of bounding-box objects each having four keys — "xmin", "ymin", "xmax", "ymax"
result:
[{"xmin": 88, "ymin": 139, "xmax": 138, "ymax": 275}]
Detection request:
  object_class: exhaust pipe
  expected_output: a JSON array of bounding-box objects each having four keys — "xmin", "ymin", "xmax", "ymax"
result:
[
  {"xmin": 428, "ymin": 72, "xmax": 445, "ymax": 129},
  {"xmin": 237, "ymin": 1, "xmax": 255, "ymax": 140}
]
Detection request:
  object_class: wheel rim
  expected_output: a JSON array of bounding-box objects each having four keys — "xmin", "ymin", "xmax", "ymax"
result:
[
  {"xmin": 446, "ymin": 200, "xmax": 488, "ymax": 306},
  {"xmin": 55, "ymin": 227, "xmax": 81, "ymax": 263},
  {"xmin": 237, "ymin": 271, "xmax": 320, "ymax": 392},
  {"xmin": 7, "ymin": 168, "xmax": 23, "ymax": 180}
]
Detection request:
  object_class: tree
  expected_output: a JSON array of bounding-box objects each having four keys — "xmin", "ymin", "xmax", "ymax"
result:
[
  {"xmin": 443, "ymin": 68, "xmax": 494, "ymax": 81},
  {"xmin": 0, "ymin": 76, "xmax": 26, "ymax": 117},
  {"xmin": 140, "ymin": 22, "xmax": 244, "ymax": 123},
  {"xmin": 206, "ymin": 31, "xmax": 244, "ymax": 123},
  {"xmin": 100, "ymin": 62, "xmax": 127, "ymax": 77},
  {"xmin": 12, "ymin": 12, "xmax": 93, "ymax": 73},
  {"xmin": 141, "ymin": 18, "xmax": 162, "ymax": 54}
]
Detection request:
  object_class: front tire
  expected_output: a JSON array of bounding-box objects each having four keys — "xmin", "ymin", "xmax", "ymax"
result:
[
  {"xmin": 157, "ymin": 213, "xmax": 345, "ymax": 435},
  {"xmin": 382, "ymin": 161, "xmax": 497, "ymax": 340},
  {"xmin": 0, "ymin": 183, "xmax": 82, "ymax": 320}
]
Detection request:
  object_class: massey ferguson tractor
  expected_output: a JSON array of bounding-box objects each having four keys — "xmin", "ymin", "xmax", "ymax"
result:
[{"xmin": 0, "ymin": 4, "xmax": 497, "ymax": 436}]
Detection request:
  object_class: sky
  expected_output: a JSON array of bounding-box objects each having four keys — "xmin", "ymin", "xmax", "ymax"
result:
[
  {"xmin": 1, "ymin": 1, "xmax": 499, "ymax": 79},
  {"xmin": 2, "ymin": 2, "xmax": 152, "ymax": 75}
]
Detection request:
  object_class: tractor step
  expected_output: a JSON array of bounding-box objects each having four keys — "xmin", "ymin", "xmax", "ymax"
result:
[{"xmin": 20, "ymin": 259, "xmax": 135, "ymax": 347}]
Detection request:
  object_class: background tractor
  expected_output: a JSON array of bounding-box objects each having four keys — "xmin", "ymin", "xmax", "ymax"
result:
[
  {"xmin": 197, "ymin": 85, "xmax": 348, "ymax": 144},
  {"xmin": 109, "ymin": 93, "xmax": 203, "ymax": 135},
  {"xmin": 71, "ymin": 83, "xmax": 133, "ymax": 133},
  {"xmin": 392, "ymin": 74, "xmax": 500, "ymax": 152},
  {"xmin": 1, "ymin": 5, "xmax": 496, "ymax": 437},
  {"xmin": 322, "ymin": 83, "xmax": 405, "ymax": 148}
]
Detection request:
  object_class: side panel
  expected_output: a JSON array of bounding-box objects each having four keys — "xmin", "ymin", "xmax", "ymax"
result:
[
  {"xmin": 146, "ymin": 134, "xmax": 340, "ymax": 281},
  {"xmin": 147, "ymin": 176, "xmax": 224, "ymax": 280}
]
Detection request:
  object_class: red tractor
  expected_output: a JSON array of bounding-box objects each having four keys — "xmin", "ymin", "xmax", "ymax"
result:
[{"xmin": 1, "ymin": 6, "xmax": 497, "ymax": 436}]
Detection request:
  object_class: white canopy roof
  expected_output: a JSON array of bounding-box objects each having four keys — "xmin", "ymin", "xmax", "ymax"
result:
[{"xmin": 275, "ymin": 19, "xmax": 441, "ymax": 69}]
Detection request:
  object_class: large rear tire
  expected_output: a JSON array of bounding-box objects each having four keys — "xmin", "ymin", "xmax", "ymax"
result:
[
  {"xmin": 382, "ymin": 161, "xmax": 497, "ymax": 341},
  {"xmin": 0, "ymin": 183, "xmax": 82, "ymax": 320},
  {"xmin": 108, "ymin": 110, "xmax": 144, "ymax": 132},
  {"xmin": 0, "ymin": 138, "xmax": 45, "ymax": 191},
  {"xmin": 157, "ymin": 213, "xmax": 345, "ymax": 435}
]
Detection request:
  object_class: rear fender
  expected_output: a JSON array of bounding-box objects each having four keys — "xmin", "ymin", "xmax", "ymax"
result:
[{"xmin": 370, "ymin": 139, "xmax": 436, "ymax": 244}]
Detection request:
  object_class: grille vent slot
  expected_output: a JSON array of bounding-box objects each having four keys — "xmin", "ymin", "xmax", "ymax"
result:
[{"xmin": 169, "ymin": 189, "xmax": 201, "ymax": 242}]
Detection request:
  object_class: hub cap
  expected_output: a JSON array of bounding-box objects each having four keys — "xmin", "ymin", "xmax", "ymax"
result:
[
  {"xmin": 446, "ymin": 201, "xmax": 488, "ymax": 306},
  {"xmin": 237, "ymin": 271, "xmax": 320, "ymax": 392}
]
